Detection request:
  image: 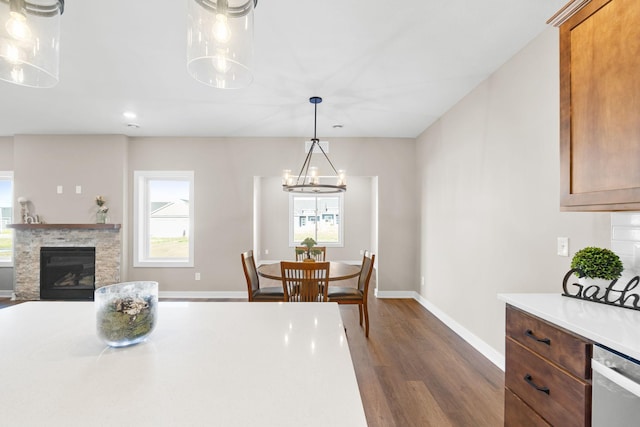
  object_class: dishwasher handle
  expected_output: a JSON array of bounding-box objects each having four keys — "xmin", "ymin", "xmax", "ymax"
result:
[{"xmin": 592, "ymin": 359, "xmax": 640, "ymax": 399}]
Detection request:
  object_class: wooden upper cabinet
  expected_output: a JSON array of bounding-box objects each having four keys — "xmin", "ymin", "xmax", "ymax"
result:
[{"xmin": 558, "ymin": 0, "xmax": 640, "ymax": 211}]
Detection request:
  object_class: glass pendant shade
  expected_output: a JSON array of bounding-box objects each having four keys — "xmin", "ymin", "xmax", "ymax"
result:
[
  {"xmin": 0, "ymin": 0, "xmax": 63, "ymax": 88},
  {"xmin": 187, "ymin": 0, "xmax": 255, "ymax": 89}
]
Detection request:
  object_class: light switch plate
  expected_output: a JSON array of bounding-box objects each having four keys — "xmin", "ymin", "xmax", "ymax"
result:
[
  {"xmin": 56, "ymin": 185, "xmax": 63, "ymax": 194},
  {"xmin": 75, "ymin": 185, "xmax": 82, "ymax": 194},
  {"xmin": 557, "ymin": 237, "xmax": 569, "ymax": 257}
]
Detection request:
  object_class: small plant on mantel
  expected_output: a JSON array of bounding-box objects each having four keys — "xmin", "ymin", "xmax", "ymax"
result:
[
  {"xmin": 95, "ymin": 196, "xmax": 109, "ymax": 224},
  {"xmin": 571, "ymin": 246, "xmax": 623, "ymax": 280}
]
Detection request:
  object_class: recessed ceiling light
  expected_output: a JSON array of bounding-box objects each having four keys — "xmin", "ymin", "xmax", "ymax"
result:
[
  {"xmin": 127, "ymin": 123, "xmax": 140, "ymax": 129},
  {"xmin": 332, "ymin": 124, "xmax": 343, "ymax": 129},
  {"xmin": 123, "ymin": 111, "xmax": 137, "ymax": 120}
]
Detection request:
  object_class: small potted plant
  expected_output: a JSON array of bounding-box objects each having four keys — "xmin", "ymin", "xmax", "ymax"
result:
[
  {"xmin": 95, "ymin": 195, "xmax": 109, "ymax": 224},
  {"xmin": 297, "ymin": 237, "xmax": 322, "ymax": 262},
  {"xmin": 571, "ymin": 246, "xmax": 623, "ymax": 285}
]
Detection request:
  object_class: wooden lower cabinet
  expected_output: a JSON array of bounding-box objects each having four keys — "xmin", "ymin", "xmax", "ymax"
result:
[
  {"xmin": 504, "ymin": 389, "xmax": 550, "ymax": 427},
  {"xmin": 505, "ymin": 305, "xmax": 592, "ymax": 426}
]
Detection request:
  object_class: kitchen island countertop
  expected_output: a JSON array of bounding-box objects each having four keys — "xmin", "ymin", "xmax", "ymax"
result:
[{"xmin": 499, "ymin": 293, "xmax": 640, "ymax": 361}]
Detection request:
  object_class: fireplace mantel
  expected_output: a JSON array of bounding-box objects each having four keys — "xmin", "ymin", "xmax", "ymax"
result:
[{"xmin": 8, "ymin": 224, "xmax": 121, "ymax": 230}]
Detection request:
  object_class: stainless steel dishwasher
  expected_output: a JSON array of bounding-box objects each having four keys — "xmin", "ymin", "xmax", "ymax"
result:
[{"xmin": 592, "ymin": 344, "xmax": 640, "ymax": 426}]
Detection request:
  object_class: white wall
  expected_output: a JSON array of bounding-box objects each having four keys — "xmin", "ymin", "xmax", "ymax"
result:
[
  {"xmin": 126, "ymin": 136, "xmax": 416, "ymax": 294},
  {"xmin": 258, "ymin": 175, "xmax": 374, "ymax": 263},
  {"xmin": 416, "ymin": 27, "xmax": 611, "ymax": 357},
  {"xmin": 1, "ymin": 132, "xmax": 416, "ymax": 295},
  {"xmin": 12, "ymin": 135, "xmax": 127, "ymax": 225}
]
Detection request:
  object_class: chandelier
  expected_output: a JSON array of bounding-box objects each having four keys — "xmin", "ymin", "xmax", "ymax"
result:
[
  {"xmin": 0, "ymin": 0, "xmax": 64, "ymax": 88},
  {"xmin": 282, "ymin": 97, "xmax": 347, "ymax": 194},
  {"xmin": 187, "ymin": 0, "xmax": 256, "ymax": 89}
]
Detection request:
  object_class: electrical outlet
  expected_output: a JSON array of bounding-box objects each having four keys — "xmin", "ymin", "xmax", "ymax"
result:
[
  {"xmin": 265, "ymin": 249, "xmax": 269, "ymax": 255},
  {"xmin": 557, "ymin": 237, "xmax": 569, "ymax": 257},
  {"xmin": 195, "ymin": 272, "xmax": 201, "ymax": 280}
]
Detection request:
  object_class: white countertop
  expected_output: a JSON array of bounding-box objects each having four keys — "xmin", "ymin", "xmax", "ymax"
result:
[
  {"xmin": 498, "ymin": 293, "xmax": 640, "ymax": 361},
  {"xmin": 0, "ymin": 301, "xmax": 367, "ymax": 427}
]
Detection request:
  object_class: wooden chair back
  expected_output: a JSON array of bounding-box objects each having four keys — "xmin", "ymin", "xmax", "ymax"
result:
[
  {"xmin": 280, "ymin": 261, "xmax": 330, "ymax": 302},
  {"xmin": 326, "ymin": 250, "xmax": 375, "ymax": 336},
  {"xmin": 358, "ymin": 251, "xmax": 375, "ymax": 295},
  {"xmin": 241, "ymin": 250, "xmax": 260, "ymax": 300},
  {"xmin": 295, "ymin": 246, "xmax": 326, "ymax": 261}
]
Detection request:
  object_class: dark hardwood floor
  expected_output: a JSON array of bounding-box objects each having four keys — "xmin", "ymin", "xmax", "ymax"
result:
[
  {"xmin": 342, "ymin": 292, "xmax": 504, "ymax": 426},
  {"xmin": 0, "ymin": 283, "xmax": 504, "ymax": 426}
]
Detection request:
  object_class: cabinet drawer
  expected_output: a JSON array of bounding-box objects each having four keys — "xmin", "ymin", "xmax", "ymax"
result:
[
  {"xmin": 504, "ymin": 388, "xmax": 550, "ymax": 427},
  {"xmin": 506, "ymin": 305, "xmax": 591, "ymax": 378},
  {"xmin": 506, "ymin": 338, "xmax": 591, "ymax": 427}
]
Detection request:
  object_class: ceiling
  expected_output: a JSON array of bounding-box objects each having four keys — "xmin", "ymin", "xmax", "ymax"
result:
[{"xmin": 0, "ymin": 0, "xmax": 567, "ymax": 139}]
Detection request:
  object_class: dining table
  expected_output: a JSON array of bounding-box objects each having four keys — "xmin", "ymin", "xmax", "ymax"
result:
[
  {"xmin": 257, "ymin": 261, "xmax": 361, "ymax": 282},
  {"xmin": 0, "ymin": 301, "xmax": 367, "ymax": 427}
]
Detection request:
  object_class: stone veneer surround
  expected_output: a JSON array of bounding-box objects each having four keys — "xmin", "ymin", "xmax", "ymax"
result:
[{"xmin": 9, "ymin": 224, "xmax": 121, "ymax": 300}]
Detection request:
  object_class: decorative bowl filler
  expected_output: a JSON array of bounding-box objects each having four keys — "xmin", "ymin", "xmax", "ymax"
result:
[{"xmin": 95, "ymin": 281, "xmax": 158, "ymax": 347}]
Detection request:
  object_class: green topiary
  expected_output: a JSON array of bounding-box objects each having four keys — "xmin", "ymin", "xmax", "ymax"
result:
[
  {"xmin": 299, "ymin": 237, "xmax": 321, "ymax": 258},
  {"xmin": 571, "ymin": 247, "xmax": 623, "ymax": 280},
  {"xmin": 301, "ymin": 237, "xmax": 317, "ymax": 249}
]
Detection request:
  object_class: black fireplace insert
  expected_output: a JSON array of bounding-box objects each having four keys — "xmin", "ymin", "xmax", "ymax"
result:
[{"xmin": 40, "ymin": 247, "xmax": 96, "ymax": 300}]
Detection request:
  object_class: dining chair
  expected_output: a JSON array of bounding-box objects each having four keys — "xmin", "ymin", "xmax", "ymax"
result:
[
  {"xmin": 295, "ymin": 246, "xmax": 326, "ymax": 261},
  {"xmin": 280, "ymin": 261, "xmax": 330, "ymax": 302},
  {"xmin": 328, "ymin": 251, "xmax": 375, "ymax": 337},
  {"xmin": 241, "ymin": 250, "xmax": 285, "ymax": 302}
]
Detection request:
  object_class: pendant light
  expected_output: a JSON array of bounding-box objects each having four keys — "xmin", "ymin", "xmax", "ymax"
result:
[
  {"xmin": 282, "ymin": 97, "xmax": 347, "ymax": 193},
  {"xmin": 0, "ymin": 0, "xmax": 64, "ymax": 88},
  {"xmin": 187, "ymin": 0, "xmax": 256, "ymax": 89}
]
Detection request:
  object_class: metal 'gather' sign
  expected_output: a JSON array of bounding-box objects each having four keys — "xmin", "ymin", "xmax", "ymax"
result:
[{"xmin": 562, "ymin": 268, "xmax": 640, "ymax": 312}]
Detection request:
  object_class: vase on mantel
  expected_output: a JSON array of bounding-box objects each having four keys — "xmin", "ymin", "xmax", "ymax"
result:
[{"xmin": 96, "ymin": 211, "xmax": 107, "ymax": 224}]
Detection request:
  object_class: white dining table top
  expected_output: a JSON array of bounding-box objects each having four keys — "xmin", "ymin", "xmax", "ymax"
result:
[{"xmin": 0, "ymin": 301, "xmax": 367, "ymax": 427}]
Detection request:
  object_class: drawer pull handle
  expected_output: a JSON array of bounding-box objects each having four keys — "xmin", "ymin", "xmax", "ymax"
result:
[
  {"xmin": 524, "ymin": 374, "xmax": 550, "ymax": 394},
  {"xmin": 525, "ymin": 329, "xmax": 551, "ymax": 345}
]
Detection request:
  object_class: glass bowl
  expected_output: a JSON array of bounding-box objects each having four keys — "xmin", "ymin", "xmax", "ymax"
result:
[{"xmin": 95, "ymin": 281, "xmax": 158, "ymax": 347}]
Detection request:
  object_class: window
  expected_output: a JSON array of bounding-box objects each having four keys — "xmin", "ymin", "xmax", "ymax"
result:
[
  {"xmin": 0, "ymin": 172, "xmax": 13, "ymax": 266},
  {"xmin": 134, "ymin": 171, "xmax": 194, "ymax": 267},
  {"xmin": 290, "ymin": 193, "xmax": 343, "ymax": 247}
]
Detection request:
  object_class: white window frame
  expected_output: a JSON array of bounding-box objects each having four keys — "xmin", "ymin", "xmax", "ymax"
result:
[
  {"xmin": 289, "ymin": 193, "xmax": 344, "ymax": 247},
  {"xmin": 0, "ymin": 171, "xmax": 13, "ymax": 267},
  {"xmin": 134, "ymin": 171, "xmax": 194, "ymax": 267}
]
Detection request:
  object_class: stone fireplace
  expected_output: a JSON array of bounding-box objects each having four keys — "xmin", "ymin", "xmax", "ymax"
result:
[{"xmin": 9, "ymin": 224, "xmax": 121, "ymax": 300}]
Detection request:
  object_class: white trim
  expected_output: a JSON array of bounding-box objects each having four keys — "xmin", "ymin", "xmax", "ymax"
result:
[
  {"xmin": 159, "ymin": 291, "xmax": 246, "ymax": 299},
  {"xmin": 546, "ymin": 0, "xmax": 591, "ymax": 27},
  {"xmin": 412, "ymin": 293, "xmax": 505, "ymax": 371},
  {"xmin": 289, "ymin": 192, "xmax": 344, "ymax": 247},
  {"xmin": 133, "ymin": 171, "xmax": 194, "ymax": 268},
  {"xmin": 373, "ymin": 289, "xmax": 505, "ymax": 370},
  {"xmin": 0, "ymin": 290, "xmax": 14, "ymax": 298},
  {"xmin": 0, "ymin": 171, "xmax": 14, "ymax": 266},
  {"xmin": 375, "ymin": 290, "xmax": 416, "ymax": 299}
]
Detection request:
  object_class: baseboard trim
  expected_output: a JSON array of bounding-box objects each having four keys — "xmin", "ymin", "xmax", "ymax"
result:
[
  {"xmin": 159, "ymin": 291, "xmax": 246, "ymax": 299},
  {"xmin": 412, "ymin": 292, "xmax": 505, "ymax": 371},
  {"xmin": 375, "ymin": 289, "xmax": 416, "ymax": 298},
  {"xmin": 0, "ymin": 290, "xmax": 14, "ymax": 298}
]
